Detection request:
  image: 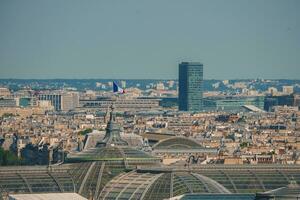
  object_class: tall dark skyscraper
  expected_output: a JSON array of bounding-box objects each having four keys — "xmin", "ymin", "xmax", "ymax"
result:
[{"xmin": 178, "ymin": 62, "xmax": 204, "ymax": 111}]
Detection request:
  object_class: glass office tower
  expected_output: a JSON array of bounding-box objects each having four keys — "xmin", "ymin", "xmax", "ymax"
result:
[{"xmin": 179, "ymin": 62, "xmax": 203, "ymax": 111}]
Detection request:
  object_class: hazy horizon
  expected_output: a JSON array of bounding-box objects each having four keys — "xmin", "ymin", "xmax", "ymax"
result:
[
  {"xmin": 1, "ymin": 0, "xmax": 299, "ymax": 79},
  {"xmin": 0, "ymin": 78, "xmax": 300, "ymax": 81}
]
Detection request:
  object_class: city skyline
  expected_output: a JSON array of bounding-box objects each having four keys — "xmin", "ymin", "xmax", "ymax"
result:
[
  {"xmin": 1, "ymin": 1, "xmax": 300, "ymax": 199},
  {"xmin": 1, "ymin": 0, "xmax": 300, "ymax": 79}
]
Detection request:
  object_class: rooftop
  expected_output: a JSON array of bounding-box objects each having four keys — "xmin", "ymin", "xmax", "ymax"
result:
[
  {"xmin": 98, "ymin": 165, "xmax": 300, "ymax": 200},
  {"xmin": 66, "ymin": 104, "xmax": 160, "ymax": 164},
  {"xmin": 8, "ymin": 193, "xmax": 87, "ymax": 200}
]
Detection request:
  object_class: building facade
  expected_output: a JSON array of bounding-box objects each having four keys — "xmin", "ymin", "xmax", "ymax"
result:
[
  {"xmin": 61, "ymin": 92, "xmax": 79, "ymax": 111},
  {"xmin": 264, "ymin": 95, "xmax": 295, "ymax": 111},
  {"xmin": 178, "ymin": 62, "xmax": 204, "ymax": 111},
  {"xmin": 203, "ymin": 96, "xmax": 265, "ymax": 112},
  {"xmin": 79, "ymin": 97, "xmax": 160, "ymax": 111},
  {"xmin": 0, "ymin": 87, "xmax": 11, "ymax": 98},
  {"xmin": 38, "ymin": 91, "xmax": 79, "ymax": 111},
  {"xmin": 282, "ymin": 85, "xmax": 294, "ymax": 95},
  {"xmin": 0, "ymin": 98, "xmax": 17, "ymax": 107},
  {"xmin": 38, "ymin": 93, "xmax": 62, "ymax": 111}
]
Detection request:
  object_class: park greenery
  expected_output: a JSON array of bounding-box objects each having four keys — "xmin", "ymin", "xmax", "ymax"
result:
[
  {"xmin": 78, "ymin": 128, "xmax": 93, "ymax": 136},
  {"xmin": 240, "ymin": 142, "xmax": 249, "ymax": 149},
  {"xmin": 1, "ymin": 113, "xmax": 14, "ymax": 118},
  {"xmin": 0, "ymin": 147, "xmax": 23, "ymax": 166}
]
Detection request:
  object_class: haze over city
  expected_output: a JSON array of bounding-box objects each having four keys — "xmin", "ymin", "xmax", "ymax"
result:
[
  {"xmin": 1, "ymin": 1, "xmax": 300, "ymax": 200},
  {"xmin": 1, "ymin": 0, "xmax": 300, "ymax": 79}
]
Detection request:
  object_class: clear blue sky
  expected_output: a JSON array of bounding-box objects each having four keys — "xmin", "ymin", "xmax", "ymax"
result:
[{"xmin": 0, "ymin": 0, "xmax": 299, "ymax": 79}]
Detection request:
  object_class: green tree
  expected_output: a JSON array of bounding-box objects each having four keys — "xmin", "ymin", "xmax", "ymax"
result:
[
  {"xmin": 78, "ymin": 128, "xmax": 93, "ymax": 136},
  {"xmin": 240, "ymin": 142, "xmax": 249, "ymax": 149},
  {"xmin": 0, "ymin": 147, "xmax": 23, "ymax": 166},
  {"xmin": 2, "ymin": 113, "xmax": 14, "ymax": 118}
]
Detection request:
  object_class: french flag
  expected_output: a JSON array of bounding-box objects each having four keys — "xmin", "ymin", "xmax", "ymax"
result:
[{"xmin": 113, "ymin": 81, "xmax": 125, "ymax": 94}]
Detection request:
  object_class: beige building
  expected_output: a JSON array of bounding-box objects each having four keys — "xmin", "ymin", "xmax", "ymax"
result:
[
  {"xmin": 62, "ymin": 92, "xmax": 79, "ymax": 111},
  {"xmin": 37, "ymin": 100, "xmax": 54, "ymax": 110},
  {"xmin": 0, "ymin": 87, "xmax": 11, "ymax": 97},
  {"xmin": 268, "ymin": 87, "xmax": 278, "ymax": 95},
  {"xmin": 156, "ymin": 82, "xmax": 165, "ymax": 90},
  {"xmin": 282, "ymin": 85, "xmax": 294, "ymax": 95}
]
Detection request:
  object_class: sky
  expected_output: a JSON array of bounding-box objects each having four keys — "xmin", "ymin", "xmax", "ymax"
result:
[{"xmin": 0, "ymin": 0, "xmax": 299, "ymax": 79}]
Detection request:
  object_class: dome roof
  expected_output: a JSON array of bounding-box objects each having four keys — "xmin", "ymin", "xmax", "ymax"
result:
[
  {"xmin": 99, "ymin": 170, "xmax": 231, "ymax": 200},
  {"xmin": 66, "ymin": 146, "xmax": 158, "ymax": 163},
  {"xmin": 153, "ymin": 137, "xmax": 204, "ymax": 150},
  {"xmin": 97, "ymin": 104, "xmax": 128, "ymax": 147},
  {"xmin": 66, "ymin": 104, "xmax": 160, "ymax": 164},
  {"xmin": 98, "ymin": 165, "xmax": 300, "ymax": 200}
]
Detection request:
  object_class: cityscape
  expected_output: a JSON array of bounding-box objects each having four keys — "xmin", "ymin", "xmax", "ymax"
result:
[{"xmin": 1, "ymin": 1, "xmax": 300, "ymax": 200}]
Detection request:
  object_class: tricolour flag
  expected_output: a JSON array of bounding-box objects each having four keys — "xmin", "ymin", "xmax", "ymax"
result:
[{"xmin": 113, "ymin": 81, "xmax": 125, "ymax": 94}]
